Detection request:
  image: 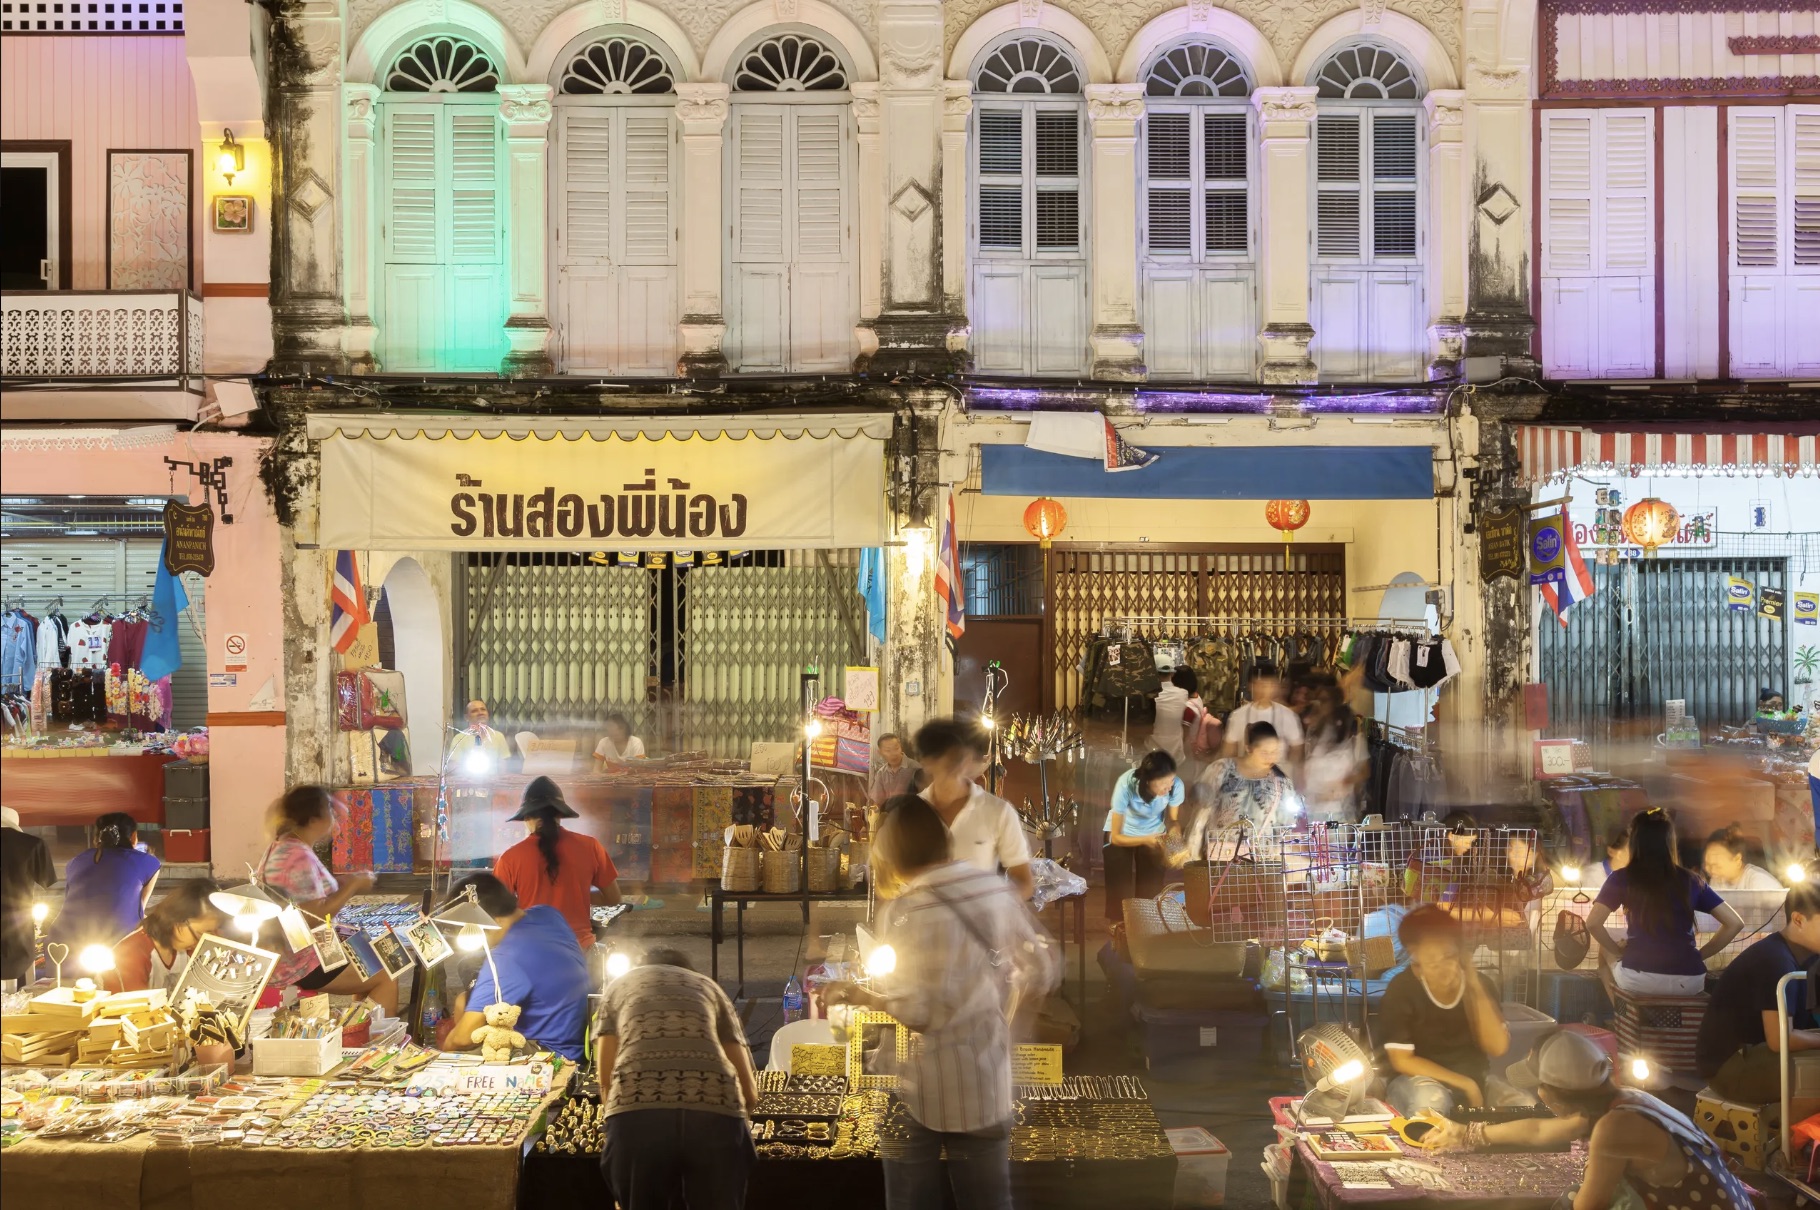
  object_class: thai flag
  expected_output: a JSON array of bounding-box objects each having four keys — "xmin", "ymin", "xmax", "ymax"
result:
[
  {"xmin": 1539, "ymin": 515, "xmax": 1596, "ymax": 626},
  {"xmin": 330, "ymin": 550, "xmax": 370, "ymax": 653},
  {"xmin": 934, "ymin": 490, "xmax": 965, "ymax": 642}
]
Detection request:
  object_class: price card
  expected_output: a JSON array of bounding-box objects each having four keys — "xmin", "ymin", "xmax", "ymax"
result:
[{"xmin": 1011, "ymin": 1044, "xmax": 1062, "ymax": 1085}]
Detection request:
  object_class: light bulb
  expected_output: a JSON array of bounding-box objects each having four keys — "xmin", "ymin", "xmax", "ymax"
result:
[
  {"xmin": 235, "ymin": 910, "xmax": 262, "ymax": 936},
  {"xmin": 804, "ymin": 719, "xmax": 823, "ymax": 739},
  {"xmin": 1329, "ymin": 1059, "xmax": 1365, "ymax": 1086},
  {"xmin": 981, "ymin": 716, "xmax": 996, "ymax": 730},
  {"xmin": 463, "ymin": 748, "xmax": 492, "ymax": 775},
  {"xmin": 1787, "ymin": 864, "xmax": 1808, "ymax": 884},
  {"xmin": 78, "ymin": 943, "xmax": 115, "ymax": 974},
  {"xmin": 863, "ymin": 944, "xmax": 896, "ymax": 977},
  {"xmin": 456, "ymin": 923, "xmax": 486, "ymax": 952},
  {"xmin": 216, "ymin": 151, "xmax": 237, "ymax": 175},
  {"xmin": 30, "ymin": 901, "xmax": 49, "ymax": 925},
  {"xmin": 1561, "ymin": 866, "xmax": 1582, "ymax": 885},
  {"xmin": 1630, "ymin": 1057, "xmax": 1650, "ymax": 1081},
  {"xmin": 605, "ymin": 951, "xmax": 631, "ymax": 979}
]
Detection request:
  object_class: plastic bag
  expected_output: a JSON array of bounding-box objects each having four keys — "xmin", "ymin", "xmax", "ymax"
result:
[{"xmin": 1030, "ymin": 858, "xmax": 1087, "ymax": 911}]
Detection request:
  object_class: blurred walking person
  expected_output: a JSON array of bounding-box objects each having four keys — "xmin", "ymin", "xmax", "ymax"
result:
[{"xmin": 826, "ymin": 795, "xmax": 1059, "ymax": 1210}]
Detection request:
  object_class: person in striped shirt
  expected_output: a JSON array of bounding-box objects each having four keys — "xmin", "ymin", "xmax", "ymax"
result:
[{"xmin": 825, "ymin": 795, "xmax": 1059, "ymax": 1210}]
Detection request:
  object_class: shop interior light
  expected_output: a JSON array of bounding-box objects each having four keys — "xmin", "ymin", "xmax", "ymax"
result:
[
  {"xmin": 605, "ymin": 951, "xmax": 632, "ymax": 980},
  {"xmin": 30, "ymin": 901, "xmax": 49, "ymax": 925},
  {"xmin": 1788, "ymin": 863, "xmax": 1808, "ymax": 884},
  {"xmin": 434, "ymin": 887, "xmax": 504, "ymax": 992},
  {"xmin": 455, "ymin": 924, "xmax": 487, "ymax": 952},
  {"xmin": 462, "ymin": 747, "xmax": 494, "ymax": 776},
  {"xmin": 78, "ymin": 944, "xmax": 115, "ymax": 974},
  {"xmin": 1630, "ymin": 1057, "xmax": 1651, "ymax": 1082},
  {"xmin": 804, "ymin": 718, "xmax": 823, "ymax": 739},
  {"xmin": 863, "ymin": 944, "xmax": 897, "ymax": 978},
  {"xmin": 1560, "ymin": 865, "xmax": 1582, "ymax": 885}
]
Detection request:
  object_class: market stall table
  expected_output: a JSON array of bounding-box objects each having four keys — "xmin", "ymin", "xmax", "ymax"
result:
[
  {"xmin": 1288, "ymin": 1138, "xmax": 1582, "ymax": 1210},
  {"xmin": 709, "ymin": 887, "xmax": 870, "ymax": 996}
]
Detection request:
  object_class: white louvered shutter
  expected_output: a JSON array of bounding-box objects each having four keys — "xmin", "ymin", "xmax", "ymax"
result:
[
  {"xmin": 385, "ymin": 107, "xmax": 440, "ymax": 264},
  {"xmin": 560, "ymin": 111, "xmax": 614, "ymax": 266},
  {"xmin": 1600, "ymin": 112, "xmax": 1652, "ymax": 276},
  {"xmin": 792, "ymin": 108, "xmax": 844, "ymax": 262},
  {"xmin": 1795, "ymin": 107, "xmax": 1820, "ymax": 270},
  {"xmin": 1034, "ymin": 107, "xmax": 1081, "ymax": 253},
  {"xmin": 1733, "ymin": 110, "xmax": 1781, "ymax": 271},
  {"xmin": 976, "ymin": 107, "xmax": 1023, "ymax": 251},
  {"xmin": 1203, "ymin": 112, "xmax": 1248, "ymax": 256},
  {"xmin": 449, "ymin": 109, "xmax": 501, "ymax": 266},
  {"xmin": 1542, "ymin": 114, "xmax": 1593, "ymax": 276},
  {"xmin": 1371, "ymin": 113, "xmax": 1418, "ymax": 258},
  {"xmin": 1146, "ymin": 110, "xmax": 1192, "ymax": 254},
  {"xmin": 734, "ymin": 108, "xmax": 787, "ymax": 264},
  {"xmin": 621, "ymin": 110, "xmax": 673, "ymax": 265},
  {"xmin": 1316, "ymin": 115, "xmax": 1362, "ymax": 259}
]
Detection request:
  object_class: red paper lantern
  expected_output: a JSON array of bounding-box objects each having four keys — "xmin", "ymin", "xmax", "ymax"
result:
[
  {"xmin": 1023, "ymin": 497, "xmax": 1068, "ymax": 548},
  {"xmin": 1621, "ymin": 497, "xmax": 1680, "ymax": 557},
  {"xmin": 1264, "ymin": 499, "xmax": 1312, "ymax": 558}
]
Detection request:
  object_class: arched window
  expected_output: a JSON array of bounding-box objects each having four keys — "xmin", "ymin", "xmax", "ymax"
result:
[
  {"xmin": 552, "ymin": 35, "xmax": 680, "ymax": 375},
  {"xmin": 969, "ymin": 36, "xmax": 1087, "ymax": 375},
  {"xmin": 725, "ymin": 34, "xmax": 855, "ymax": 373},
  {"xmin": 1140, "ymin": 41, "xmax": 1254, "ymax": 380},
  {"xmin": 1310, "ymin": 43, "xmax": 1425, "ymax": 382},
  {"xmin": 377, "ymin": 37, "xmax": 505, "ymax": 372}
]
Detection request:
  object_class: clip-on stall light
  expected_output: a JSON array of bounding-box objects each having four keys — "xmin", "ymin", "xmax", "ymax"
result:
[{"xmin": 433, "ymin": 885, "xmax": 503, "ymax": 1002}]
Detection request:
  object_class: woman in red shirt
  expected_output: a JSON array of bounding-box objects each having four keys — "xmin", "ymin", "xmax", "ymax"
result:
[
  {"xmin": 494, "ymin": 777, "xmax": 621, "ymax": 949},
  {"xmin": 105, "ymin": 878, "xmax": 224, "ymax": 993}
]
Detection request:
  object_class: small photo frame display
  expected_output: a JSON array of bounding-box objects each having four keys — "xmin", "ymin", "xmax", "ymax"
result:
[
  {"xmin": 845, "ymin": 1009, "xmax": 908, "ymax": 1091},
  {"xmin": 343, "ymin": 930, "xmax": 385, "ymax": 982},
  {"xmin": 371, "ymin": 928, "xmax": 415, "ymax": 980},
  {"xmin": 401, "ymin": 916, "xmax": 453, "ymax": 968},
  {"xmin": 277, "ymin": 906, "xmax": 314, "ymax": 954},
  {"xmin": 170, "ymin": 933, "xmax": 280, "ymax": 1039},
  {"xmin": 213, "ymin": 194, "xmax": 253, "ymax": 232},
  {"xmin": 310, "ymin": 922, "xmax": 349, "ymax": 973}
]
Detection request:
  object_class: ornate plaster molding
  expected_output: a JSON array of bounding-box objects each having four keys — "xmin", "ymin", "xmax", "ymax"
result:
[
  {"xmin": 1085, "ymin": 83, "xmax": 1145, "ymax": 123},
  {"xmin": 674, "ymin": 82, "xmax": 731, "ymax": 127},
  {"xmin": 1251, "ymin": 87, "xmax": 1318, "ymax": 126},
  {"xmin": 498, "ymin": 84, "xmax": 553, "ymax": 127}
]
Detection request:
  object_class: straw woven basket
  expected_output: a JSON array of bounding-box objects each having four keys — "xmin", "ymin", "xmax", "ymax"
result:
[
  {"xmin": 721, "ymin": 845, "xmax": 762, "ymax": 892},
  {"xmin": 805, "ymin": 847, "xmax": 841, "ymax": 894},
  {"xmin": 761, "ymin": 849, "xmax": 802, "ymax": 893}
]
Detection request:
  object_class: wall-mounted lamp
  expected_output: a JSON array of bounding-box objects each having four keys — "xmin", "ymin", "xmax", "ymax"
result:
[{"xmin": 216, "ymin": 129, "xmax": 245, "ymax": 186}]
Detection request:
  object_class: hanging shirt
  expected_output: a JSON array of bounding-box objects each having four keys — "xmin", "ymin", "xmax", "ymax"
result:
[
  {"xmin": 34, "ymin": 614, "xmax": 62, "ymax": 670},
  {"xmin": 0, "ymin": 612, "xmax": 34, "ymax": 693},
  {"xmin": 66, "ymin": 620, "xmax": 110, "ymax": 670}
]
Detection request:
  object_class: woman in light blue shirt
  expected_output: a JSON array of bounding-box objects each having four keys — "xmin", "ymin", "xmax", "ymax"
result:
[{"xmin": 1102, "ymin": 751, "xmax": 1184, "ymax": 922}]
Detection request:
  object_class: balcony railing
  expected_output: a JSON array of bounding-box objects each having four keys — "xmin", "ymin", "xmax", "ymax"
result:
[{"xmin": 1, "ymin": 290, "xmax": 203, "ymax": 392}]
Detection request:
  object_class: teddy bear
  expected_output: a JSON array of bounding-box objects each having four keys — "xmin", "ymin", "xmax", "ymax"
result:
[{"xmin": 470, "ymin": 1002, "xmax": 525, "ymax": 1062}]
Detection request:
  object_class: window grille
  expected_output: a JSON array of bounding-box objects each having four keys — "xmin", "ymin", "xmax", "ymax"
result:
[
  {"xmin": 1144, "ymin": 43, "xmax": 1248, "ymax": 98},
  {"xmin": 733, "ymin": 34, "xmax": 845, "ymax": 92},
  {"xmin": 560, "ymin": 37, "xmax": 674, "ymax": 95},
  {"xmin": 386, "ymin": 36, "xmax": 500, "ymax": 94},
  {"xmin": 974, "ymin": 37, "xmax": 1081, "ymax": 95},
  {"xmin": 1315, "ymin": 45, "xmax": 1420, "ymax": 100}
]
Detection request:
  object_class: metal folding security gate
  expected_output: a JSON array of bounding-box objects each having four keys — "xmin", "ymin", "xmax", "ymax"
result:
[
  {"xmin": 1536, "ymin": 557, "xmax": 1788, "ymax": 755},
  {"xmin": 457, "ymin": 550, "xmax": 865, "ymax": 758},
  {"xmin": 1043, "ymin": 545, "xmax": 1348, "ymax": 711}
]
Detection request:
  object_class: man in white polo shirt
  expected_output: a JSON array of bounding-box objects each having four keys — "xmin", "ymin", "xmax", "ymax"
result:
[{"xmin": 913, "ymin": 718, "xmax": 1035, "ymax": 902}]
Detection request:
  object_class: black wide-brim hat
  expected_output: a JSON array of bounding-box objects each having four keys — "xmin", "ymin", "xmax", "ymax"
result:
[{"xmin": 509, "ymin": 775, "xmax": 578, "ymax": 821}]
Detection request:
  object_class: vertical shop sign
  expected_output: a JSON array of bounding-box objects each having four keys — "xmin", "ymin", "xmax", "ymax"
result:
[
  {"xmin": 1727, "ymin": 577, "xmax": 1755, "ymax": 612},
  {"xmin": 1527, "ymin": 511, "xmax": 1566, "ymax": 586},
  {"xmin": 1794, "ymin": 592, "xmax": 1818, "ymax": 626},
  {"xmin": 1760, "ymin": 588, "xmax": 1785, "ymax": 620},
  {"xmin": 162, "ymin": 501, "xmax": 216, "ymax": 575},
  {"xmin": 1479, "ymin": 506, "xmax": 1525, "ymax": 582}
]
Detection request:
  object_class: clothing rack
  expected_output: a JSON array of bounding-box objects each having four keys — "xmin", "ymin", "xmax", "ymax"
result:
[{"xmin": 1101, "ymin": 615, "xmax": 1350, "ymax": 639}]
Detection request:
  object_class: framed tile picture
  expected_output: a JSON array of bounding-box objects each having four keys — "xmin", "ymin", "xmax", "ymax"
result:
[{"xmin": 214, "ymin": 193, "xmax": 253, "ymax": 232}]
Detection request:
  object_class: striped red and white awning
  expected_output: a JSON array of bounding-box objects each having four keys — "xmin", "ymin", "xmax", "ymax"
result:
[{"xmin": 1517, "ymin": 425, "xmax": 1820, "ymax": 484}]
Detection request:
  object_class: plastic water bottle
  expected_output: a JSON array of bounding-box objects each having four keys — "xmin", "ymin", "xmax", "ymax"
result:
[{"xmin": 782, "ymin": 976, "xmax": 805, "ymax": 1024}]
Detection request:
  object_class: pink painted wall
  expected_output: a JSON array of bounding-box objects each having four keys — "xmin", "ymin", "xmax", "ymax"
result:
[
  {"xmin": 1, "ymin": 431, "xmax": 286, "ymax": 876},
  {"xmin": 0, "ymin": 35, "xmax": 204, "ymax": 290}
]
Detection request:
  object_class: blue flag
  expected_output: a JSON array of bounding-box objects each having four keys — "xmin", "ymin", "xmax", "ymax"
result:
[
  {"xmin": 857, "ymin": 548, "xmax": 887, "ymax": 645},
  {"xmin": 140, "ymin": 542, "xmax": 190, "ymax": 682}
]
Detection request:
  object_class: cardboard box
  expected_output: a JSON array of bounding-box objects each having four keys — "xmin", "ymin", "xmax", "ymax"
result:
[
  {"xmin": 251, "ymin": 1028, "xmax": 343, "ymax": 1077},
  {"xmin": 1695, "ymin": 1089, "xmax": 1780, "ymax": 1169}
]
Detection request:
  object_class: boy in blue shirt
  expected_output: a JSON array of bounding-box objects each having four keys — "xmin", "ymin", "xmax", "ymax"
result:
[{"xmin": 444, "ymin": 873, "xmax": 591, "ymax": 1061}]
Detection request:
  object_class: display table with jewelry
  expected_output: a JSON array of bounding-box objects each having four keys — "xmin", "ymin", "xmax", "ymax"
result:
[
  {"xmin": 520, "ymin": 1072, "xmax": 1178, "ymax": 1210},
  {"xmin": 1, "ymin": 1028, "xmax": 572, "ymax": 1210}
]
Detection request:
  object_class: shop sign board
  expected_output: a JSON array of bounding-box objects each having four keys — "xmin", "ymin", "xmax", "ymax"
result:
[
  {"xmin": 1478, "ymin": 506, "xmax": 1525, "ymax": 582},
  {"xmin": 1527, "ymin": 512, "xmax": 1566, "ymax": 586},
  {"xmin": 1011, "ymin": 1044, "xmax": 1063, "ymax": 1085},
  {"xmin": 408, "ymin": 1059, "xmax": 553, "ymax": 1095},
  {"xmin": 162, "ymin": 501, "xmax": 216, "ymax": 575},
  {"xmin": 317, "ymin": 430, "xmax": 888, "ymax": 551}
]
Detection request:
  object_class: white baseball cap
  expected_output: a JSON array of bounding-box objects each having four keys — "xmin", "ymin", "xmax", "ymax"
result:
[
  {"xmin": 0, "ymin": 806, "xmax": 19, "ymax": 829},
  {"xmin": 1507, "ymin": 1029, "xmax": 1613, "ymax": 1092}
]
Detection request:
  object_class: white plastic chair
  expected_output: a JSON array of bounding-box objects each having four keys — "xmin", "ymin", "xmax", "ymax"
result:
[{"xmin": 764, "ymin": 1017, "xmax": 837, "ymax": 1071}]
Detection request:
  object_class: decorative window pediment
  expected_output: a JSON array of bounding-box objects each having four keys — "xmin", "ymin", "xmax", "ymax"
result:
[
  {"xmin": 734, "ymin": 34, "xmax": 846, "ymax": 93},
  {"xmin": 386, "ymin": 36, "xmax": 500, "ymax": 94},
  {"xmin": 560, "ymin": 38, "xmax": 675, "ymax": 95}
]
